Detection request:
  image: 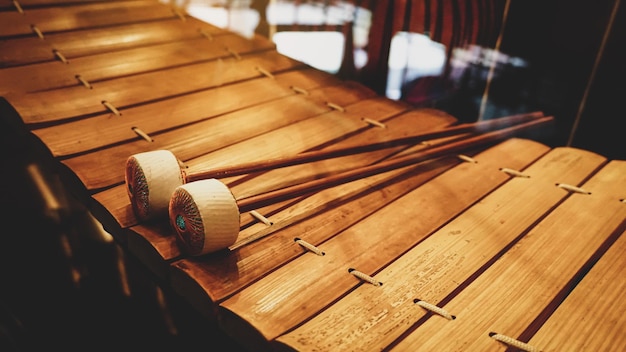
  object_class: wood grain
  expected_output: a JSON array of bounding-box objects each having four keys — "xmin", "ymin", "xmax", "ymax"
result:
[
  {"xmin": 0, "ymin": 0, "xmax": 178, "ymax": 37},
  {"xmin": 86, "ymin": 79, "xmax": 376, "ymax": 229},
  {"xmin": 85, "ymin": 71, "xmax": 356, "ymax": 227},
  {"xmin": 234, "ymin": 116, "xmax": 553, "ymax": 212},
  {"xmin": 130, "ymin": 108, "xmax": 454, "ymax": 282},
  {"xmin": 0, "ymin": 33, "xmax": 275, "ymax": 94},
  {"xmin": 219, "ymin": 138, "xmax": 556, "ymax": 350},
  {"xmin": 0, "ymin": 0, "xmax": 133, "ymax": 12},
  {"xmin": 387, "ymin": 159, "xmax": 624, "ymax": 351},
  {"xmin": 273, "ymin": 145, "xmax": 606, "ymax": 352},
  {"xmin": 0, "ymin": 16, "xmax": 223, "ymax": 67},
  {"xmin": 37, "ymin": 68, "xmax": 339, "ymax": 158},
  {"xmin": 528, "ymin": 232, "xmax": 626, "ymax": 351},
  {"xmin": 61, "ymin": 81, "xmax": 372, "ymax": 191},
  {"xmin": 2, "ymin": 2, "xmax": 622, "ymax": 351},
  {"xmin": 8, "ymin": 49, "xmax": 304, "ymax": 124}
]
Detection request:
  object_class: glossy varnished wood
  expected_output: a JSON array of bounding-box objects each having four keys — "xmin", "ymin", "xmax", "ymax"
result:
[
  {"xmin": 0, "ymin": 0, "xmax": 132, "ymax": 11},
  {"xmin": 217, "ymin": 139, "xmax": 554, "ymax": 350},
  {"xmin": 274, "ymin": 145, "xmax": 607, "ymax": 351},
  {"xmin": 0, "ymin": 16, "xmax": 223, "ymax": 67},
  {"xmin": 387, "ymin": 158, "xmax": 625, "ymax": 352},
  {"xmin": 128, "ymin": 109, "xmax": 455, "ymax": 275},
  {"xmin": 37, "ymin": 68, "xmax": 335, "ymax": 159},
  {"xmin": 0, "ymin": 33, "xmax": 275, "ymax": 94},
  {"xmin": 0, "ymin": 0, "xmax": 178, "ymax": 37},
  {"xmin": 61, "ymin": 79, "xmax": 373, "ymax": 191},
  {"xmin": 2, "ymin": 2, "xmax": 624, "ymax": 351},
  {"xmin": 8, "ymin": 49, "xmax": 304, "ymax": 124},
  {"xmin": 529, "ymin": 226, "xmax": 626, "ymax": 351}
]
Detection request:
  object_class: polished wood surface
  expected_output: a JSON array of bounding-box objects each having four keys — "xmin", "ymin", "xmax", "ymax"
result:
[
  {"xmin": 274, "ymin": 146, "xmax": 623, "ymax": 351},
  {"xmin": 184, "ymin": 112, "xmax": 547, "ymax": 181},
  {"xmin": 0, "ymin": 33, "xmax": 275, "ymax": 94},
  {"xmin": 1, "ymin": 1, "xmax": 624, "ymax": 351},
  {"xmin": 0, "ymin": 0, "xmax": 179, "ymax": 37}
]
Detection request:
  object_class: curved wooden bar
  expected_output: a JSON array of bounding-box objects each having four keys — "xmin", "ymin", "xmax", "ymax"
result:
[
  {"xmin": 0, "ymin": 0, "xmax": 179, "ymax": 37},
  {"xmin": 272, "ymin": 146, "xmax": 621, "ymax": 352},
  {"xmin": 0, "ymin": 16, "xmax": 223, "ymax": 67},
  {"xmin": 1, "ymin": 2, "xmax": 624, "ymax": 352},
  {"xmin": 39, "ymin": 68, "xmax": 341, "ymax": 158},
  {"xmin": 0, "ymin": 33, "xmax": 275, "ymax": 94},
  {"xmin": 7, "ymin": 49, "xmax": 304, "ymax": 125}
]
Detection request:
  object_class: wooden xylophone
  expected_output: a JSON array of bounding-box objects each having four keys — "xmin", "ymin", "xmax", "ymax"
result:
[{"xmin": 1, "ymin": 1, "xmax": 624, "ymax": 351}]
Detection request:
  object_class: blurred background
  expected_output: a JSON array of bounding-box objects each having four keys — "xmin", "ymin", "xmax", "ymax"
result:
[
  {"xmin": 1, "ymin": 0, "xmax": 623, "ymax": 351},
  {"xmin": 179, "ymin": 0, "xmax": 624, "ymax": 160}
]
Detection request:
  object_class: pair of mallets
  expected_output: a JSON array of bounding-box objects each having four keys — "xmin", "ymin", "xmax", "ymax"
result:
[{"xmin": 125, "ymin": 112, "xmax": 552, "ymax": 256}]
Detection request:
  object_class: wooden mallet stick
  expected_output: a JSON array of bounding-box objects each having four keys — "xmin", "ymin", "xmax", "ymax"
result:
[
  {"xmin": 125, "ymin": 111, "xmax": 544, "ymax": 221},
  {"xmin": 168, "ymin": 115, "xmax": 554, "ymax": 256}
]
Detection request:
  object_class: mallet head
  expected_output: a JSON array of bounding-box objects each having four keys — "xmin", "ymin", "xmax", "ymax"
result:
[{"xmin": 125, "ymin": 150, "xmax": 185, "ymax": 221}]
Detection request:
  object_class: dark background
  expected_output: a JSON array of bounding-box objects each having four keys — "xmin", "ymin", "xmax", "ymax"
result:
[{"xmin": 492, "ymin": 0, "xmax": 624, "ymax": 160}]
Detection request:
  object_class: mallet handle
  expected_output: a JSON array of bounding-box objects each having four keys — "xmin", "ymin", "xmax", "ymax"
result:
[
  {"xmin": 236, "ymin": 115, "xmax": 554, "ymax": 212},
  {"xmin": 186, "ymin": 111, "xmax": 545, "ymax": 182}
]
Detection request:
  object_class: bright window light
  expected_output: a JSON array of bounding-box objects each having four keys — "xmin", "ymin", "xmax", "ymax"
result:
[
  {"xmin": 272, "ymin": 31, "xmax": 345, "ymax": 74},
  {"xmin": 386, "ymin": 32, "xmax": 447, "ymax": 100}
]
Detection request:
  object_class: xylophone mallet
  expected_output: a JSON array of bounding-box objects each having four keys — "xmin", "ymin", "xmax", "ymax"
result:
[
  {"xmin": 168, "ymin": 115, "xmax": 554, "ymax": 256},
  {"xmin": 125, "ymin": 112, "xmax": 545, "ymax": 222}
]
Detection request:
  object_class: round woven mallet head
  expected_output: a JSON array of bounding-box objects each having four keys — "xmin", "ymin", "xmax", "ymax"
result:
[
  {"xmin": 169, "ymin": 179, "xmax": 240, "ymax": 256},
  {"xmin": 125, "ymin": 150, "xmax": 185, "ymax": 221}
]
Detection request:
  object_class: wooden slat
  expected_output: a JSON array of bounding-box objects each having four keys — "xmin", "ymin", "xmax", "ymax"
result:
[
  {"xmin": 529, "ymin": 229, "xmax": 626, "ymax": 351},
  {"xmin": 273, "ymin": 146, "xmax": 607, "ymax": 352},
  {"xmin": 0, "ymin": 0, "xmax": 134, "ymax": 12},
  {"xmin": 173, "ymin": 159, "xmax": 459, "ymax": 320},
  {"xmin": 8, "ymin": 49, "xmax": 303, "ymax": 125},
  {"xmin": 62, "ymin": 80, "xmax": 376, "ymax": 191},
  {"xmin": 34, "ymin": 68, "xmax": 336, "ymax": 158},
  {"xmin": 92, "ymin": 94, "xmax": 410, "ymax": 247},
  {"xmin": 164, "ymin": 113, "xmax": 460, "ymax": 311},
  {"xmin": 221, "ymin": 142, "xmax": 600, "ymax": 350},
  {"xmin": 126, "ymin": 108, "xmax": 454, "ymax": 280},
  {"xmin": 132, "ymin": 120, "xmax": 458, "ymax": 285},
  {"xmin": 386, "ymin": 160, "xmax": 625, "ymax": 351},
  {"xmin": 0, "ymin": 0, "xmax": 178, "ymax": 37},
  {"xmin": 184, "ymin": 96, "xmax": 412, "ymax": 198},
  {"xmin": 0, "ymin": 33, "xmax": 275, "ymax": 94},
  {"xmin": 220, "ymin": 109, "xmax": 459, "ymax": 239},
  {"xmin": 0, "ymin": 16, "xmax": 223, "ymax": 67},
  {"xmin": 213, "ymin": 138, "xmax": 545, "ymax": 346},
  {"xmin": 84, "ymin": 70, "xmax": 356, "ymax": 229},
  {"xmin": 5, "ymin": 4, "xmax": 620, "ymax": 352}
]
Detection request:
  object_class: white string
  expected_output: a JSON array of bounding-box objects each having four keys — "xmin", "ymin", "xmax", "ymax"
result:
[
  {"xmin": 53, "ymin": 49, "xmax": 68, "ymax": 64},
  {"xmin": 31, "ymin": 25, "xmax": 44, "ymax": 39},
  {"xmin": 256, "ymin": 66, "xmax": 274, "ymax": 79},
  {"xmin": 13, "ymin": 0, "xmax": 24, "ymax": 14},
  {"xmin": 556, "ymin": 183, "xmax": 591, "ymax": 195},
  {"xmin": 457, "ymin": 154, "xmax": 478, "ymax": 163},
  {"xmin": 294, "ymin": 238, "xmax": 324, "ymax": 256},
  {"xmin": 250, "ymin": 210, "xmax": 273, "ymax": 226},
  {"xmin": 414, "ymin": 299, "xmax": 455, "ymax": 320},
  {"xmin": 102, "ymin": 100, "xmax": 121, "ymax": 116},
  {"xmin": 362, "ymin": 117, "xmax": 386, "ymax": 128},
  {"xmin": 489, "ymin": 332, "xmax": 539, "ymax": 352},
  {"xmin": 131, "ymin": 127, "xmax": 153, "ymax": 142},
  {"xmin": 226, "ymin": 47, "xmax": 241, "ymax": 60},
  {"xmin": 348, "ymin": 268, "xmax": 382, "ymax": 286},
  {"xmin": 499, "ymin": 167, "xmax": 530, "ymax": 178},
  {"xmin": 290, "ymin": 86, "xmax": 309, "ymax": 95},
  {"xmin": 75, "ymin": 75, "xmax": 93, "ymax": 89},
  {"xmin": 172, "ymin": 7, "xmax": 186, "ymax": 21},
  {"xmin": 326, "ymin": 102, "xmax": 345, "ymax": 112},
  {"xmin": 199, "ymin": 28, "xmax": 213, "ymax": 40}
]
